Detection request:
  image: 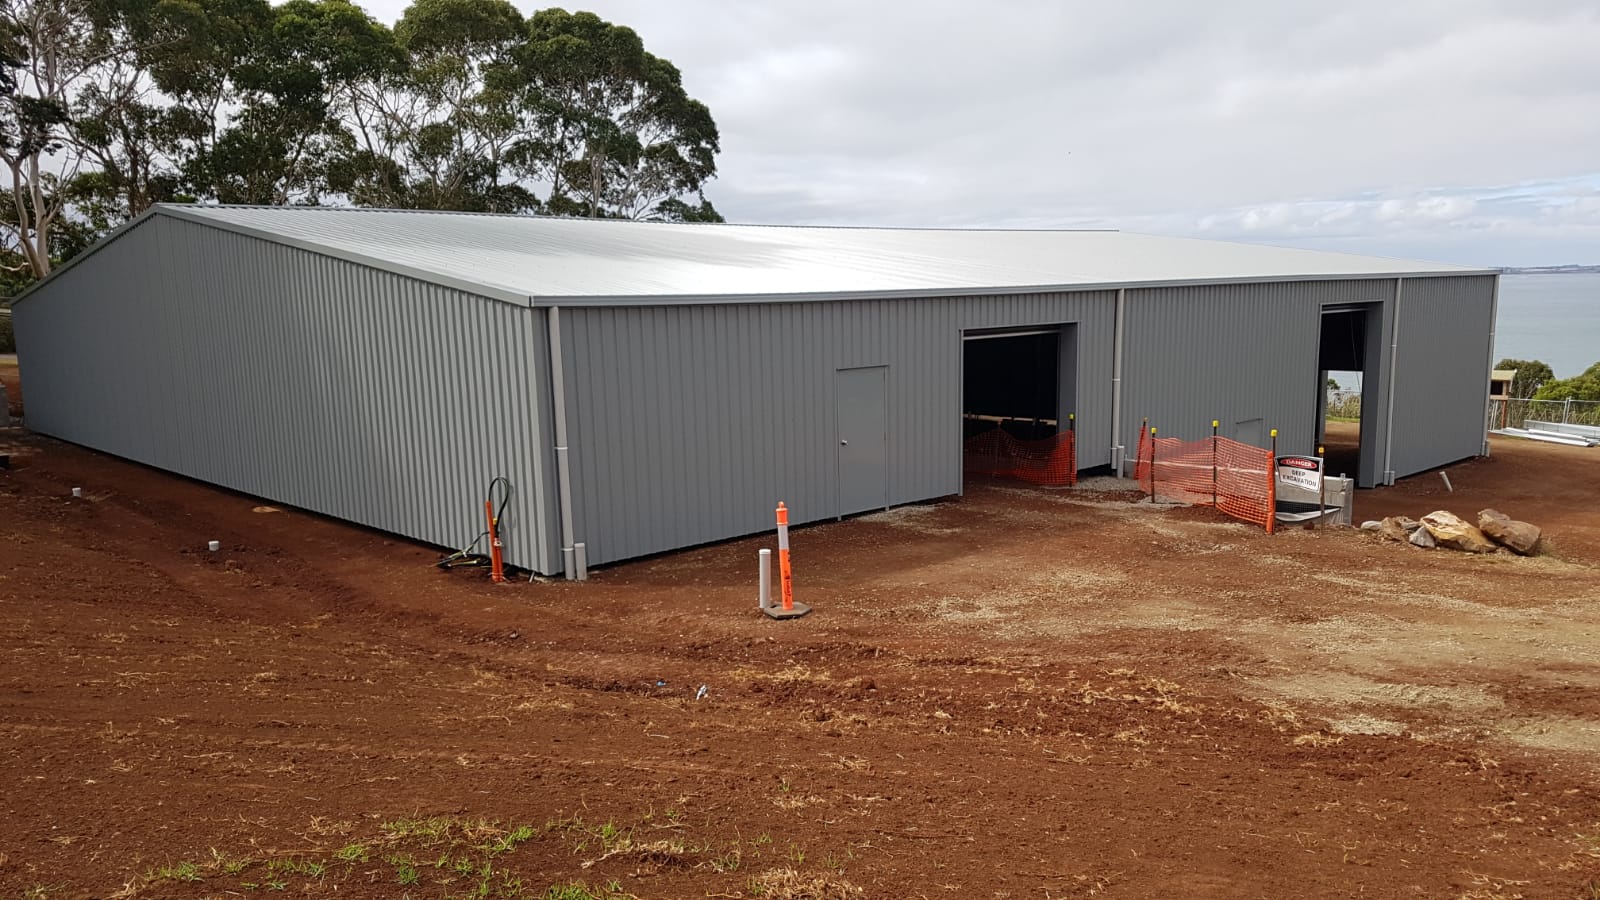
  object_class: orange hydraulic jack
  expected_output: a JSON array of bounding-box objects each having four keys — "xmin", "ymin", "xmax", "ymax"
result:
[{"xmin": 485, "ymin": 500, "xmax": 507, "ymax": 583}]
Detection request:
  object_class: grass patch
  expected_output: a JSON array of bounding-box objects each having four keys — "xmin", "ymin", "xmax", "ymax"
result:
[
  {"xmin": 580, "ymin": 836, "xmax": 688, "ymax": 871},
  {"xmin": 380, "ymin": 816, "xmax": 457, "ymax": 844},
  {"xmin": 152, "ymin": 861, "xmax": 202, "ymax": 882},
  {"xmin": 332, "ymin": 843, "xmax": 368, "ymax": 862},
  {"xmin": 746, "ymin": 868, "xmax": 864, "ymax": 899},
  {"xmin": 101, "ymin": 810, "xmax": 802, "ymax": 898},
  {"xmin": 107, "ymin": 816, "xmax": 545, "ymax": 895},
  {"xmin": 710, "ymin": 847, "xmax": 743, "ymax": 873},
  {"xmin": 395, "ymin": 860, "xmax": 420, "ymax": 885}
]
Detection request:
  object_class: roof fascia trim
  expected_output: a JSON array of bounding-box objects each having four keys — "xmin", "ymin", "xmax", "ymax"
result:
[
  {"xmin": 8, "ymin": 206, "xmax": 167, "ymax": 307},
  {"xmin": 524, "ymin": 269, "xmax": 1499, "ymax": 308}
]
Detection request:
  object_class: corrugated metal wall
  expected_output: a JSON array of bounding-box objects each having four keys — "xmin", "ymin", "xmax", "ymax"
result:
[
  {"xmin": 558, "ymin": 292, "xmax": 1116, "ymax": 566},
  {"xmin": 1388, "ymin": 275, "xmax": 1497, "ymax": 478},
  {"xmin": 14, "ymin": 212, "xmax": 1496, "ymax": 575},
  {"xmin": 13, "ymin": 214, "xmax": 558, "ymax": 572},
  {"xmin": 1121, "ymin": 279, "xmax": 1395, "ymax": 462}
]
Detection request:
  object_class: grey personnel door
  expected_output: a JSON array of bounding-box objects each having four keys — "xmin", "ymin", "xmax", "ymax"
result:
[{"xmin": 835, "ymin": 366, "xmax": 888, "ymax": 515}]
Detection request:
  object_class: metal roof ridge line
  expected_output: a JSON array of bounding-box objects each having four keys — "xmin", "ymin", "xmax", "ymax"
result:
[{"xmin": 164, "ymin": 203, "xmax": 1126, "ymax": 234}]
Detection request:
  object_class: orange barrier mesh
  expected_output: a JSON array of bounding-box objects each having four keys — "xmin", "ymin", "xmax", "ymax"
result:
[
  {"xmin": 964, "ymin": 427, "xmax": 1077, "ymax": 486},
  {"xmin": 1134, "ymin": 431, "xmax": 1275, "ymax": 532}
]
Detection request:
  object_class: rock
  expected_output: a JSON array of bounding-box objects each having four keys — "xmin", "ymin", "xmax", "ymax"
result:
[
  {"xmin": 1379, "ymin": 517, "xmax": 1411, "ymax": 542},
  {"xmin": 1360, "ymin": 520, "xmax": 1382, "ymax": 531},
  {"xmin": 1419, "ymin": 511, "xmax": 1498, "ymax": 554},
  {"xmin": 1409, "ymin": 527, "xmax": 1436, "ymax": 549},
  {"xmin": 1396, "ymin": 517, "xmax": 1423, "ymax": 533},
  {"xmin": 1478, "ymin": 508, "xmax": 1541, "ymax": 555}
]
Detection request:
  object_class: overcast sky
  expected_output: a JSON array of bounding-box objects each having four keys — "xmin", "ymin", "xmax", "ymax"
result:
[{"xmin": 367, "ymin": 0, "xmax": 1599, "ymax": 266}]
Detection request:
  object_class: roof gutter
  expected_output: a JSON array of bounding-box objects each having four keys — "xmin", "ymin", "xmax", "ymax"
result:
[{"xmin": 517, "ymin": 270, "xmax": 1499, "ymax": 309}]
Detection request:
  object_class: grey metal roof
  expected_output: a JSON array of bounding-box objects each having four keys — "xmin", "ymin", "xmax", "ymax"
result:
[{"xmin": 150, "ymin": 205, "xmax": 1491, "ymax": 306}]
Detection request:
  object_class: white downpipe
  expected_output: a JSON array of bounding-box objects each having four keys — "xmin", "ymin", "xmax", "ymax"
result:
[
  {"xmin": 547, "ymin": 306, "xmax": 578, "ymax": 579},
  {"xmin": 1110, "ymin": 288, "xmax": 1127, "ymax": 475},
  {"xmin": 1382, "ymin": 278, "xmax": 1404, "ymax": 485},
  {"xmin": 1481, "ymin": 277, "xmax": 1499, "ymax": 456}
]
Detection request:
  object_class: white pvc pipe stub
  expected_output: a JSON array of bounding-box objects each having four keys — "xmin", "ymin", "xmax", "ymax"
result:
[
  {"xmin": 207, "ymin": 540, "xmax": 220, "ymax": 552},
  {"xmin": 71, "ymin": 487, "xmax": 82, "ymax": 498},
  {"xmin": 758, "ymin": 548, "xmax": 772, "ymax": 610}
]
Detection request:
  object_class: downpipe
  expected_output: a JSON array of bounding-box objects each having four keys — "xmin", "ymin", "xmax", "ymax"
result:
[
  {"xmin": 1381, "ymin": 278, "xmax": 1403, "ymax": 485},
  {"xmin": 1110, "ymin": 288, "xmax": 1127, "ymax": 475},
  {"xmin": 547, "ymin": 306, "xmax": 579, "ymax": 579}
]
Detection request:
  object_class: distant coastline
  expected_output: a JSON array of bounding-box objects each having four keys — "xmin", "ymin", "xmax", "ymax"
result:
[{"xmin": 1499, "ymin": 264, "xmax": 1600, "ymax": 274}]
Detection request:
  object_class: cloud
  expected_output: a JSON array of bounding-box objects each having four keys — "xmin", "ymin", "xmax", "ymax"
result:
[{"xmin": 363, "ymin": 0, "xmax": 1600, "ymax": 265}]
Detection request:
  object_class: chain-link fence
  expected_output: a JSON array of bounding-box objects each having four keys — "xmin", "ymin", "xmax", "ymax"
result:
[
  {"xmin": 1488, "ymin": 398, "xmax": 1600, "ymax": 430},
  {"xmin": 1325, "ymin": 390, "xmax": 1361, "ymax": 419}
]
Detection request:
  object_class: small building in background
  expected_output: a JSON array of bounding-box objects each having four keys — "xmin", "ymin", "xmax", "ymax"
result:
[{"xmin": 1489, "ymin": 368, "xmax": 1518, "ymax": 400}]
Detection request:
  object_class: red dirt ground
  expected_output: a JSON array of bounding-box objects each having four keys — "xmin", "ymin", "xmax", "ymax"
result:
[
  {"xmin": 1, "ymin": 356, "xmax": 20, "ymax": 420},
  {"xmin": 3, "ymin": 408, "xmax": 1600, "ymax": 898}
]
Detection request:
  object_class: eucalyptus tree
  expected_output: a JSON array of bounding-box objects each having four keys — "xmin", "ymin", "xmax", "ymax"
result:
[
  {"xmin": 1493, "ymin": 358, "xmax": 1555, "ymax": 399},
  {"xmin": 516, "ymin": 8, "xmax": 721, "ymax": 221},
  {"xmin": 332, "ymin": 0, "xmax": 534, "ymax": 212},
  {"xmin": 1, "ymin": 0, "xmax": 730, "ymax": 292},
  {"xmin": 1, "ymin": 0, "xmax": 102, "ymax": 279},
  {"xmin": 202, "ymin": 0, "xmax": 399, "ymax": 204},
  {"xmin": 63, "ymin": 0, "xmax": 228, "ymax": 221}
]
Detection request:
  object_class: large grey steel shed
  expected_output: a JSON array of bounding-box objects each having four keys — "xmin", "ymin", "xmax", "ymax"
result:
[{"xmin": 12, "ymin": 206, "xmax": 1498, "ymax": 576}]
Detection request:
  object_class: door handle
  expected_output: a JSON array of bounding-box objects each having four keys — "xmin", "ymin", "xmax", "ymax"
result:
[{"xmin": 840, "ymin": 439, "xmax": 848, "ymax": 445}]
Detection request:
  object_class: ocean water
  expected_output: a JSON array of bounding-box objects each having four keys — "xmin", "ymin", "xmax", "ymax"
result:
[{"xmin": 1493, "ymin": 273, "xmax": 1600, "ymax": 379}]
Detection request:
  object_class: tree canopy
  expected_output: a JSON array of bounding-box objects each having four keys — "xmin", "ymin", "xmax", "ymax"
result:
[
  {"xmin": 1493, "ymin": 358, "xmax": 1555, "ymax": 399},
  {"xmin": 1, "ymin": 0, "xmax": 722, "ymax": 290},
  {"xmin": 1531, "ymin": 361, "xmax": 1600, "ymax": 403}
]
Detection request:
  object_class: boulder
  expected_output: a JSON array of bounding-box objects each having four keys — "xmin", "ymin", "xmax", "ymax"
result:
[
  {"xmin": 1478, "ymin": 509, "xmax": 1541, "ymax": 556},
  {"xmin": 1409, "ymin": 527, "xmax": 1436, "ymax": 549},
  {"xmin": 1360, "ymin": 520, "xmax": 1382, "ymax": 532},
  {"xmin": 1379, "ymin": 517, "xmax": 1411, "ymax": 542},
  {"xmin": 1419, "ymin": 511, "xmax": 1498, "ymax": 554}
]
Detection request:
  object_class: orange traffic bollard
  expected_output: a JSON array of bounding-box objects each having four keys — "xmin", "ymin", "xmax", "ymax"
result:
[
  {"xmin": 763, "ymin": 501, "xmax": 810, "ymax": 619},
  {"xmin": 777, "ymin": 502, "xmax": 793, "ymax": 610}
]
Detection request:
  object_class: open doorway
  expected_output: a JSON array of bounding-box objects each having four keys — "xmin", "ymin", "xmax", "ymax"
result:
[
  {"xmin": 962, "ymin": 325, "xmax": 1078, "ymax": 486},
  {"xmin": 1317, "ymin": 304, "xmax": 1383, "ymax": 486}
]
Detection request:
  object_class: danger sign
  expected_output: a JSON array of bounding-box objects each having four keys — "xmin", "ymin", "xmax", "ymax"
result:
[{"xmin": 1276, "ymin": 455, "xmax": 1324, "ymax": 494}]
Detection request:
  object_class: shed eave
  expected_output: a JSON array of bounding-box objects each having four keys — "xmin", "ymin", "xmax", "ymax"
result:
[{"xmin": 521, "ymin": 269, "xmax": 1500, "ymax": 308}]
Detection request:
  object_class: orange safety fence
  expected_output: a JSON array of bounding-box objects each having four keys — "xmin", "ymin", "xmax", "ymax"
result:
[
  {"xmin": 1134, "ymin": 428, "xmax": 1275, "ymax": 532},
  {"xmin": 964, "ymin": 426, "xmax": 1077, "ymax": 487}
]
